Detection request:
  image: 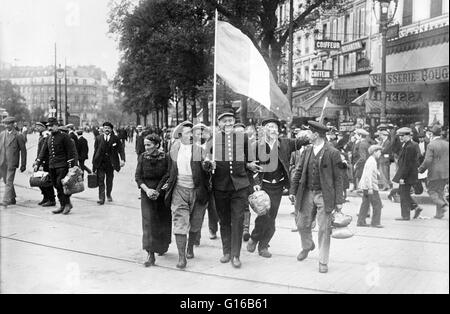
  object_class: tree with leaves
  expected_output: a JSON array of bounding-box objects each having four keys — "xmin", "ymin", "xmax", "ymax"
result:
[{"xmin": 0, "ymin": 80, "xmax": 30, "ymax": 122}]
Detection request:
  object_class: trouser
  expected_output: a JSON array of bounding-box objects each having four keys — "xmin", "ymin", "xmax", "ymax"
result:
[
  {"xmin": 79, "ymin": 159, "xmax": 92, "ymax": 175},
  {"xmin": 399, "ymin": 184, "xmax": 418, "ymax": 219},
  {"xmin": 214, "ymin": 188, "xmax": 248, "ymax": 258},
  {"xmin": 198, "ymin": 193, "xmax": 219, "ymax": 234},
  {"xmin": 49, "ymin": 167, "xmax": 70, "ymax": 206},
  {"xmin": 295, "ymin": 190, "xmax": 332, "ymax": 265},
  {"xmin": 39, "ymin": 185, "xmax": 55, "ymax": 202},
  {"xmin": 427, "ymin": 179, "xmax": 449, "ymax": 216},
  {"xmin": 250, "ymin": 181, "xmax": 284, "ymax": 251},
  {"xmin": 97, "ymin": 165, "xmax": 114, "ymax": 201},
  {"xmin": 0, "ymin": 165, "xmax": 16, "ymax": 202},
  {"xmin": 171, "ymin": 185, "xmax": 207, "ymax": 235},
  {"xmin": 378, "ymin": 160, "xmax": 391, "ymax": 189},
  {"xmin": 358, "ymin": 190, "xmax": 382, "ymax": 226}
]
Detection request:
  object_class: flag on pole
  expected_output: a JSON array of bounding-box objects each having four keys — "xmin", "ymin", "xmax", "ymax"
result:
[{"xmin": 216, "ymin": 21, "xmax": 292, "ymax": 121}]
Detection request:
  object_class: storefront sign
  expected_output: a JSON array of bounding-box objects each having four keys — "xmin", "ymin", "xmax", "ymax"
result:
[
  {"xmin": 340, "ymin": 40, "xmax": 363, "ymax": 54},
  {"xmin": 386, "ymin": 24, "xmax": 399, "ymax": 39},
  {"xmin": 315, "ymin": 40, "xmax": 341, "ymax": 50},
  {"xmin": 370, "ymin": 66, "xmax": 449, "ymax": 85},
  {"xmin": 311, "ymin": 70, "xmax": 333, "ymax": 79},
  {"xmin": 356, "ymin": 58, "xmax": 371, "ymax": 72},
  {"xmin": 370, "ymin": 91, "xmax": 423, "ymax": 102},
  {"xmin": 428, "ymin": 101, "xmax": 444, "ymax": 125}
]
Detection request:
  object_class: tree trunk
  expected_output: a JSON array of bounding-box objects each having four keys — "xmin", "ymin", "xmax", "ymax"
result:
[
  {"xmin": 183, "ymin": 94, "xmax": 187, "ymax": 121},
  {"xmin": 156, "ymin": 109, "xmax": 160, "ymax": 128},
  {"xmin": 191, "ymin": 96, "xmax": 197, "ymax": 124},
  {"xmin": 164, "ymin": 102, "xmax": 169, "ymax": 128},
  {"xmin": 201, "ymin": 95, "xmax": 209, "ymax": 125},
  {"xmin": 239, "ymin": 96, "xmax": 248, "ymax": 125},
  {"xmin": 143, "ymin": 112, "xmax": 148, "ymax": 126},
  {"xmin": 136, "ymin": 111, "xmax": 141, "ymax": 125}
]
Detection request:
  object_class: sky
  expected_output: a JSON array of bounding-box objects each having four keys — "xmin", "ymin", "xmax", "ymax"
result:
[{"xmin": 0, "ymin": 0, "xmax": 125, "ymax": 78}]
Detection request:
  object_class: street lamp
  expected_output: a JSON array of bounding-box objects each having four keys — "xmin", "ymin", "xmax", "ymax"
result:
[
  {"xmin": 374, "ymin": 0, "xmax": 398, "ymax": 124},
  {"xmin": 56, "ymin": 65, "xmax": 64, "ymax": 125}
]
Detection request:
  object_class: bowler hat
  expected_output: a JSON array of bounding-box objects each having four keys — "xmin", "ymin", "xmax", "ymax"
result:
[
  {"xmin": 47, "ymin": 117, "xmax": 58, "ymax": 126},
  {"xmin": 308, "ymin": 121, "xmax": 328, "ymax": 134},
  {"xmin": 430, "ymin": 124, "xmax": 442, "ymax": 136}
]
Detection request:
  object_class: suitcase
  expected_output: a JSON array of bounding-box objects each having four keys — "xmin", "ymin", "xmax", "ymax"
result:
[
  {"xmin": 87, "ymin": 173, "xmax": 98, "ymax": 188},
  {"xmin": 29, "ymin": 171, "xmax": 53, "ymax": 188}
]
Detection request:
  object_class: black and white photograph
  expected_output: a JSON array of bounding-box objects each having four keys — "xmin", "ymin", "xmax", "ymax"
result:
[{"xmin": 0, "ymin": 0, "xmax": 448, "ymax": 297}]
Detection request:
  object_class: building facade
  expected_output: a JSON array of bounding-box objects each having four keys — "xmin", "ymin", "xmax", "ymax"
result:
[{"xmin": 0, "ymin": 64, "xmax": 109, "ymax": 127}]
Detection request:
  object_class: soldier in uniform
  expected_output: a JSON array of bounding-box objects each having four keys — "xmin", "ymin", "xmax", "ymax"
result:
[
  {"xmin": 35, "ymin": 122, "xmax": 56, "ymax": 207},
  {"xmin": 204, "ymin": 111, "xmax": 260, "ymax": 268},
  {"xmin": 34, "ymin": 117, "xmax": 77, "ymax": 214},
  {"xmin": 0, "ymin": 116, "xmax": 27, "ymax": 206},
  {"xmin": 247, "ymin": 118, "xmax": 309, "ymax": 258}
]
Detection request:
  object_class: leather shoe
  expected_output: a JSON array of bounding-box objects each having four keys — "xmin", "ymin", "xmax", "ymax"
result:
[
  {"xmin": 319, "ymin": 263, "xmax": 328, "ymax": 273},
  {"xmin": 357, "ymin": 223, "xmax": 370, "ymax": 227},
  {"xmin": 413, "ymin": 207, "xmax": 423, "ymax": 219},
  {"xmin": 258, "ymin": 248, "xmax": 272, "ymax": 258},
  {"xmin": 209, "ymin": 231, "xmax": 217, "ymax": 240},
  {"xmin": 247, "ymin": 238, "xmax": 257, "ymax": 253},
  {"xmin": 38, "ymin": 199, "xmax": 47, "ymax": 206},
  {"xmin": 371, "ymin": 224, "xmax": 384, "ymax": 228},
  {"xmin": 42, "ymin": 200, "xmax": 56, "ymax": 207},
  {"xmin": 97, "ymin": 200, "xmax": 105, "ymax": 205},
  {"xmin": 242, "ymin": 231, "xmax": 250, "ymax": 242},
  {"xmin": 186, "ymin": 246, "xmax": 194, "ymax": 259},
  {"xmin": 297, "ymin": 242, "xmax": 315, "ymax": 261},
  {"xmin": 395, "ymin": 217, "xmax": 410, "ymax": 221},
  {"xmin": 63, "ymin": 203, "xmax": 73, "ymax": 215},
  {"xmin": 52, "ymin": 206, "xmax": 65, "ymax": 214},
  {"xmin": 434, "ymin": 214, "xmax": 444, "ymax": 219},
  {"xmin": 144, "ymin": 252, "xmax": 155, "ymax": 267},
  {"xmin": 107, "ymin": 196, "xmax": 113, "ymax": 202},
  {"xmin": 231, "ymin": 257, "xmax": 241, "ymax": 268},
  {"xmin": 220, "ymin": 253, "xmax": 231, "ymax": 263}
]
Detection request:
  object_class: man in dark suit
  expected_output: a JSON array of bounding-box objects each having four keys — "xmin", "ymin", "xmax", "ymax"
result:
[
  {"xmin": 0, "ymin": 116, "xmax": 27, "ymax": 206},
  {"xmin": 76, "ymin": 130, "xmax": 92, "ymax": 176},
  {"xmin": 419, "ymin": 125, "xmax": 449, "ymax": 219},
  {"xmin": 92, "ymin": 122, "xmax": 125, "ymax": 205},
  {"xmin": 135, "ymin": 125, "xmax": 145, "ymax": 158},
  {"xmin": 412, "ymin": 121, "xmax": 424, "ymax": 143},
  {"xmin": 289, "ymin": 121, "xmax": 344, "ymax": 274},
  {"xmin": 204, "ymin": 111, "xmax": 259, "ymax": 268},
  {"xmin": 35, "ymin": 122, "xmax": 56, "ymax": 207},
  {"xmin": 66, "ymin": 124, "xmax": 79, "ymax": 153},
  {"xmin": 393, "ymin": 127, "xmax": 422, "ymax": 220},
  {"xmin": 35, "ymin": 117, "xmax": 77, "ymax": 214},
  {"xmin": 247, "ymin": 118, "xmax": 309, "ymax": 258}
]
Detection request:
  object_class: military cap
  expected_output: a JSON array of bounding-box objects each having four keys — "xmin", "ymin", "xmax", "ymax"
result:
[
  {"xmin": 2, "ymin": 116, "xmax": 16, "ymax": 124},
  {"xmin": 430, "ymin": 124, "xmax": 442, "ymax": 136},
  {"xmin": 47, "ymin": 117, "xmax": 58, "ymax": 126},
  {"xmin": 355, "ymin": 128, "xmax": 370, "ymax": 136},
  {"xmin": 217, "ymin": 111, "xmax": 235, "ymax": 121},
  {"xmin": 35, "ymin": 122, "xmax": 46, "ymax": 128},
  {"xmin": 308, "ymin": 121, "xmax": 329, "ymax": 134},
  {"xmin": 262, "ymin": 118, "xmax": 280, "ymax": 128},
  {"xmin": 368, "ymin": 145, "xmax": 382, "ymax": 155},
  {"xmin": 396, "ymin": 127, "xmax": 412, "ymax": 135},
  {"xmin": 103, "ymin": 122, "xmax": 114, "ymax": 129}
]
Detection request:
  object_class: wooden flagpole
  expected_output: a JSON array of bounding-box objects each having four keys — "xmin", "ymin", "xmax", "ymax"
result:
[{"xmin": 212, "ymin": 9, "xmax": 218, "ymax": 169}]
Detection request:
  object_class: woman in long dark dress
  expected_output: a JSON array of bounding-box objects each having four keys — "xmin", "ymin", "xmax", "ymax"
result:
[{"xmin": 135, "ymin": 134, "xmax": 171, "ymax": 267}]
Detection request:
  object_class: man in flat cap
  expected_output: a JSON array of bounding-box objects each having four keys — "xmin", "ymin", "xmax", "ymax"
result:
[
  {"xmin": 34, "ymin": 121, "xmax": 56, "ymax": 207},
  {"xmin": 393, "ymin": 127, "xmax": 422, "ymax": 220},
  {"xmin": 352, "ymin": 129, "xmax": 371, "ymax": 192},
  {"xmin": 0, "ymin": 116, "xmax": 27, "ymax": 206},
  {"xmin": 34, "ymin": 117, "xmax": 76, "ymax": 214},
  {"xmin": 92, "ymin": 122, "xmax": 125, "ymax": 205},
  {"xmin": 204, "ymin": 111, "xmax": 259, "ymax": 268},
  {"xmin": 289, "ymin": 121, "xmax": 344, "ymax": 273},
  {"xmin": 418, "ymin": 125, "xmax": 449, "ymax": 219},
  {"xmin": 247, "ymin": 118, "xmax": 309, "ymax": 258}
]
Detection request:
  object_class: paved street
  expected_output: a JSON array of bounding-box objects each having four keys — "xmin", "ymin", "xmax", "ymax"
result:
[{"xmin": 1, "ymin": 133, "xmax": 448, "ymax": 294}]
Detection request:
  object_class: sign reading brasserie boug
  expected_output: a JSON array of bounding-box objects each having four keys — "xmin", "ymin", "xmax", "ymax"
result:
[{"xmin": 370, "ymin": 66, "xmax": 449, "ymax": 85}]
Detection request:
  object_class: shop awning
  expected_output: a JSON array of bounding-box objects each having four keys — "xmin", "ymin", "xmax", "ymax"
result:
[
  {"xmin": 300, "ymin": 83, "xmax": 333, "ymax": 111},
  {"xmin": 350, "ymin": 91, "xmax": 368, "ymax": 106}
]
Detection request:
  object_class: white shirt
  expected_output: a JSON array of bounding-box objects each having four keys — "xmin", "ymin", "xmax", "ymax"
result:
[
  {"xmin": 419, "ymin": 142, "xmax": 426, "ymax": 155},
  {"xmin": 313, "ymin": 141, "xmax": 325, "ymax": 155},
  {"xmin": 104, "ymin": 134, "xmax": 110, "ymax": 142},
  {"xmin": 177, "ymin": 143, "xmax": 192, "ymax": 176}
]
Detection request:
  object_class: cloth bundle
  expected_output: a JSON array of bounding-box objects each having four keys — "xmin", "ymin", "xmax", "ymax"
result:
[
  {"xmin": 29, "ymin": 171, "xmax": 53, "ymax": 188},
  {"xmin": 248, "ymin": 190, "xmax": 271, "ymax": 216},
  {"xmin": 331, "ymin": 211, "xmax": 354, "ymax": 239},
  {"xmin": 62, "ymin": 166, "xmax": 85, "ymax": 195}
]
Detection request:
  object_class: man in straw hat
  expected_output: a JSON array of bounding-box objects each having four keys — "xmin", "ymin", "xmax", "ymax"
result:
[{"xmin": 0, "ymin": 116, "xmax": 27, "ymax": 206}]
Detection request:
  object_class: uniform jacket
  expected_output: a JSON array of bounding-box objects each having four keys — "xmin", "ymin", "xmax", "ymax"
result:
[
  {"xmin": 418, "ymin": 137, "xmax": 449, "ymax": 181},
  {"xmin": 93, "ymin": 133, "xmax": 125, "ymax": 172},
  {"xmin": 164, "ymin": 141, "xmax": 209, "ymax": 208},
  {"xmin": 206, "ymin": 130, "xmax": 251, "ymax": 191},
  {"xmin": 37, "ymin": 132, "xmax": 50, "ymax": 171},
  {"xmin": 0, "ymin": 129, "xmax": 27, "ymax": 169},
  {"xmin": 37, "ymin": 130, "xmax": 76, "ymax": 169},
  {"xmin": 252, "ymin": 137, "xmax": 308, "ymax": 189},
  {"xmin": 290, "ymin": 142, "xmax": 344, "ymax": 213},
  {"xmin": 393, "ymin": 140, "xmax": 419, "ymax": 184},
  {"xmin": 77, "ymin": 136, "xmax": 89, "ymax": 161},
  {"xmin": 135, "ymin": 149, "xmax": 169, "ymax": 191}
]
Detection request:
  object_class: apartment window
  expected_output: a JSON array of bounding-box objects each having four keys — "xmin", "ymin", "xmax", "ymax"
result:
[
  {"xmin": 304, "ymin": 34, "xmax": 310, "ymax": 54},
  {"xmin": 344, "ymin": 14, "xmax": 350, "ymax": 42},
  {"xmin": 332, "ymin": 19, "xmax": 338, "ymax": 40},
  {"xmin": 304, "ymin": 66, "xmax": 309, "ymax": 81},
  {"xmin": 83, "ymin": 79, "xmax": 87, "ymax": 85},
  {"xmin": 322, "ymin": 23, "xmax": 328, "ymax": 39},
  {"xmin": 343, "ymin": 55, "xmax": 350, "ymax": 74},
  {"xmin": 403, "ymin": 0, "xmax": 413, "ymax": 25},
  {"xmin": 430, "ymin": 0, "xmax": 442, "ymax": 17}
]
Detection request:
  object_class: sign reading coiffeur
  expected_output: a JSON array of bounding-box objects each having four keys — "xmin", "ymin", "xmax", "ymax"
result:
[
  {"xmin": 311, "ymin": 70, "xmax": 333, "ymax": 79},
  {"xmin": 315, "ymin": 40, "xmax": 341, "ymax": 50}
]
